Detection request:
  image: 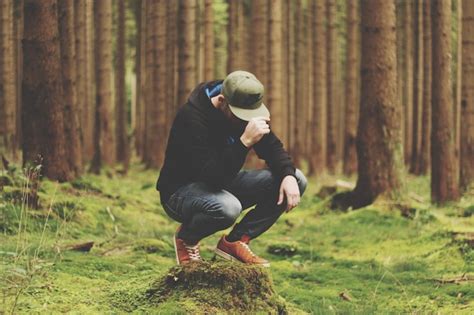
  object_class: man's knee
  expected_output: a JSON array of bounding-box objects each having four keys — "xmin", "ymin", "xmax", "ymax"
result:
[
  {"xmin": 214, "ymin": 191, "xmax": 242, "ymax": 227},
  {"xmin": 261, "ymin": 168, "xmax": 307, "ymax": 196},
  {"xmin": 295, "ymin": 168, "xmax": 308, "ymax": 196}
]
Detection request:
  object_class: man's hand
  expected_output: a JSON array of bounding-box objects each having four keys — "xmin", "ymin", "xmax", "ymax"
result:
[
  {"xmin": 277, "ymin": 175, "xmax": 300, "ymax": 212},
  {"xmin": 240, "ymin": 116, "xmax": 270, "ymax": 147}
]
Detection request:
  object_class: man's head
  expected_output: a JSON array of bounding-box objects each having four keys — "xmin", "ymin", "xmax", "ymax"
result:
[{"xmin": 220, "ymin": 71, "xmax": 270, "ymax": 121}]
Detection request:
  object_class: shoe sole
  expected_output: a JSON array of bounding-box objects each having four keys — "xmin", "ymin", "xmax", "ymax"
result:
[
  {"xmin": 173, "ymin": 236, "xmax": 181, "ymax": 265},
  {"xmin": 214, "ymin": 247, "xmax": 270, "ymax": 268}
]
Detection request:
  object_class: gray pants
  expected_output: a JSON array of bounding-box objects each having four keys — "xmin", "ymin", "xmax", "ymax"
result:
[{"xmin": 160, "ymin": 168, "xmax": 307, "ymax": 243}]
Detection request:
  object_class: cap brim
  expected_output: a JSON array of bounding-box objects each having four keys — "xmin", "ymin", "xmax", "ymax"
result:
[{"xmin": 228, "ymin": 103, "xmax": 270, "ymax": 121}]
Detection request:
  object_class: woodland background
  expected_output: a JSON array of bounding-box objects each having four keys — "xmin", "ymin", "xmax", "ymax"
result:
[{"xmin": 0, "ymin": 0, "xmax": 473, "ymax": 313}]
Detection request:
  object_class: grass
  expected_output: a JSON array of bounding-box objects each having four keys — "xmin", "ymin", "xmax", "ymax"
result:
[{"xmin": 1, "ymin": 161, "xmax": 473, "ymax": 314}]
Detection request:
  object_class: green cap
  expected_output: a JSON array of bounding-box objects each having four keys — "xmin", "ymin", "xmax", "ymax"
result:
[{"xmin": 222, "ymin": 70, "xmax": 270, "ymax": 121}]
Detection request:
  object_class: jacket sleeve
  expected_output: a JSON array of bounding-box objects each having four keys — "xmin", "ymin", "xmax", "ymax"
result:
[
  {"xmin": 253, "ymin": 130, "xmax": 296, "ymax": 181},
  {"xmin": 182, "ymin": 119, "xmax": 250, "ymax": 189}
]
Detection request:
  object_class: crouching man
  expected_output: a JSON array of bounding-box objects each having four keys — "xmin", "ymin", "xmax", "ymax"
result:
[{"xmin": 156, "ymin": 71, "xmax": 307, "ymax": 267}]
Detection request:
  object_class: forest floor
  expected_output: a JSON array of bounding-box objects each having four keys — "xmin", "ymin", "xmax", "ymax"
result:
[{"xmin": 1, "ymin": 161, "xmax": 473, "ymax": 314}]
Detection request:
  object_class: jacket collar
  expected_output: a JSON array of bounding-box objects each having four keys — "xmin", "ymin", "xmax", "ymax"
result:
[{"xmin": 189, "ymin": 80, "xmax": 226, "ymax": 123}]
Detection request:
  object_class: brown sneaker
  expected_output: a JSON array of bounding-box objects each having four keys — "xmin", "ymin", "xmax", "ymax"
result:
[
  {"xmin": 173, "ymin": 225, "xmax": 202, "ymax": 265},
  {"xmin": 215, "ymin": 235, "xmax": 270, "ymax": 267}
]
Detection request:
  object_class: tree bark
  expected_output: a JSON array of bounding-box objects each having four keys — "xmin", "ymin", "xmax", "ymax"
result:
[
  {"xmin": 419, "ymin": 0, "xmax": 432, "ymax": 174},
  {"xmin": 431, "ymin": 0, "xmax": 460, "ymax": 203},
  {"xmin": 58, "ymin": 0, "xmax": 83, "ymax": 176},
  {"xmin": 177, "ymin": 0, "xmax": 197, "ymax": 107},
  {"xmin": 309, "ymin": 0, "xmax": 327, "ymax": 176},
  {"xmin": 343, "ymin": 0, "xmax": 359, "ymax": 175},
  {"xmin": 454, "ymin": 0, "xmax": 462, "ymax": 187},
  {"xmin": 410, "ymin": 0, "xmax": 423, "ymax": 174},
  {"xmin": 334, "ymin": 0, "xmax": 402, "ymax": 209},
  {"xmin": 292, "ymin": 0, "xmax": 304, "ymax": 167},
  {"xmin": 144, "ymin": 0, "xmax": 167, "ymax": 169},
  {"xmin": 460, "ymin": 0, "xmax": 474, "ymax": 190},
  {"xmin": 286, "ymin": 0, "xmax": 296, "ymax": 164},
  {"xmin": 74, "ymin": 0, "xmax": 88, "ymax": 165},
  {"xmin": 22, "ymin": 0, "xmax": 72, "ymax": 181},
  {"xmin": 326, "ymin": 0, "xmax": 338, "ymax": 173},
  {"xmin": 251, "ymin": 0, "xmax": 268, "ymax": 87},
  {"xmin": 166, "ymin": 1, "xmax": 178, "ymax": 132},
  {"xmin": 83, "ymin": 0, "xmax": 95, "ymax": 163},
  {"xmin": 267, "ymin": 0, "xmax": 287, "ymax": 147},
  {"xmin": 403, "ymin": 0, "xmax": 414, "ymax": 164},
  {"xmin": 203, "ymin": 0, "xmax": 214, "ymax": 80},
  {"xmin": 0, "ymin": 0, "xmax": 16, "ymax": 158},
  {"xmin": 14, "ymin": 0, "xmax": 24, "ymax": 160},
  {"xmin": 90, "ymin": 0, "xmax": 115, "ymax": 173},
  {"xmin": 227, "ymin": 0, "xmax": 244, "ymax": 72},
  {"xmin": 134, "ymin": 0, "xmax": 144, "ymax": 158},
  {"xmin": 115, "ymin": 0, "xmax": 129, "ymax": 170}
]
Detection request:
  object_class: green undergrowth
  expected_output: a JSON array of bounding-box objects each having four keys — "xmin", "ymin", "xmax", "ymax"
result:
[{"xmin": 1, "ymin": 162, "xmax": 473, "ymax": 314}]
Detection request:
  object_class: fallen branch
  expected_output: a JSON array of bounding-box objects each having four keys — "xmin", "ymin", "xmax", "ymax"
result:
[{"xmin": 434, "ymin": 273, "xmax": 474, "ymax": 284}]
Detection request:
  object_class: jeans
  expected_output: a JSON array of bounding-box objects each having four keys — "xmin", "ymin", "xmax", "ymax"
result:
[{"xmin": 160, "ymin": 168, "xmax": 307, "ymax": 243}]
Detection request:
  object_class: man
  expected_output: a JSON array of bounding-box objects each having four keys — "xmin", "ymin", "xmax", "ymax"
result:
[{"xmin": 156, "ymin": 70, "xmax": 307, "ymax": 267}]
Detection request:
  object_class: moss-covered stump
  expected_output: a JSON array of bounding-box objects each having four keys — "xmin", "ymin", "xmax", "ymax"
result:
[{"xmin": 146, "ymin": 261, "xmax": 288, "ymax": 314}]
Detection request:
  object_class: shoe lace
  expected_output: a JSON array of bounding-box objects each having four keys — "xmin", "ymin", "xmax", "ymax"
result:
[
  {"xmin": 185, "ymin": 244, "xmax": 201, "ymax": 260},
  {"xmin": 240, "ymin": 241, "xmax": 257, "ymax": 257}
]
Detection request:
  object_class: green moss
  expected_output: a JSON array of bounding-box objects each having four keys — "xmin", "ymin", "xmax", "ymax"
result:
[
  {"xmin": 1, "ymin": 162, "xmax": 473, "ymax": 313},
  {"xmin": 145, "ymin": 261, "xmax": 288, "ymax": 313}
]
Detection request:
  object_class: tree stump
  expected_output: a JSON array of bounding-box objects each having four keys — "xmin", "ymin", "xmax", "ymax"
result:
[{"xmin": 146, "ymin": 261, "xmax": 288, "ymax": 314}]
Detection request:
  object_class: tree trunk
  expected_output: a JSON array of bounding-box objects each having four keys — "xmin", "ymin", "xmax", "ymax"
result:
[
  {"xmin": 83, "ymin": 0, "xmax": 95, "ymax": 163},
  {"xmin": 334, "ymin": 0, "xmax": 402, "ymax": 209},
  {"xmin": 431, "ymin": 0, "xmax": 460, "ymax": 203},
  {"xmin": 196, "ymin": 0, "xmax": 204, "ymax": 83},
  {"xmin": 267, "ymin": 0, "xmax": 286, "ymax": 147},
  {"xmin": 14, "ymin": 0, "xmax": 24, "ymax": 160},
  {"xmin": 286, "ymin": 0, "xmax": 296, "ymax": 163},
  {"xmin": 292, "ymin": 0, "xmax": 304, "ymax": 167},
  {"xmin": 403, "ymin": 0, "xmax": 414, "ymax": 165},
  {"xmin": 419, "ymin": 0, "xmax": 432, "ymax": 174},
  {"xmin": 410, "ymin": 0, "xmax": 423, "ymax": 174},
  {"xmin": 203, "ymin": 0, "xmax": 214, "ymax": 80},
  {"xmin": 134, "ymin": 0, "xmax": 145, "ymax": 158},
  {"xmin": 326, "ymin": 0, "xmax": 338, "ymax": 173},
  {"xmin": 58, "ymin": 0, "xmax": 83, "ymax": 176},
  {"xmin": 396, "ymin": 0, "xmax": 404, "ymax": 152},
  {"xmin": 343, "ymin": 0, "xmax": 359, "ymax": 176},
  {"xmin": 0, "ymin": 0, "xmax": 16, "ymax": 158},
  {"xmin": 22, "ymin": 0, "xmax": 72, "ymax": 181},
  {"xmin": 166, "ymin": 0, "xmax": 178, "ymax": 130},
  {"xmin": 115, "ymin": 0, "xmax": 129, "ymax": 170},
  {"xmin": 309, "ymin": 0, "xmax": 327, "ymax": 176},
  {"xmin": 251, "ymin": 0, "xmax": 268, "ymax": 87},
  {"xmin": 74, "ymin": 0, "xmax": 88, "ymax": 165},
  {"xmin": 90, "ymin": 0, "xmax": 115, "ymax": 173},
  {"xmin": 177, "ymin": 0, "xmax": 197, "ymax": 107},
  {"xmin": 227, "ymin": 0, "xmax": 243, "ymax": 72},
  {"xmin": 144, "ymin": 0, "xmax": 167, "ymax": 169},
  {"xmin": 460, "ymin": 0, "xmax": 474, "ymax": 190},
  {"xmin": 454, "ymin": 0, "xmax": 462, "ymax": 187}
]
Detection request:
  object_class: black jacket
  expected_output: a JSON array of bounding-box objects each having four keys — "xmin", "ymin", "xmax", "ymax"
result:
[{"xmin": 156, "ymin": 81, "xmax": 296, "ymax": 201}]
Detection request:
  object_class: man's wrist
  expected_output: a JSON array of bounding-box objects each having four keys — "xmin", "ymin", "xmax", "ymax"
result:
[{"xmin": 240, "ymin": 136, "xmax": 252, "ymax": 148}]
